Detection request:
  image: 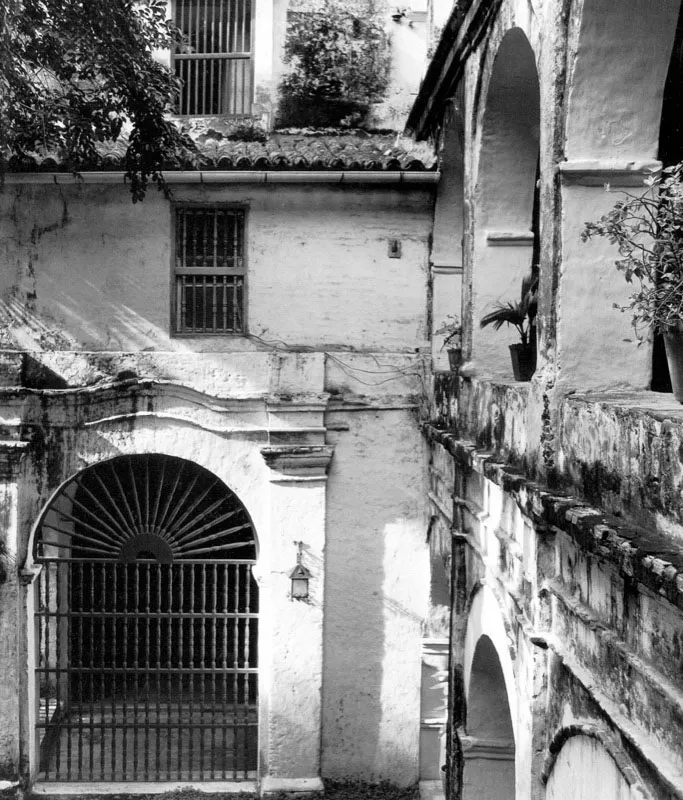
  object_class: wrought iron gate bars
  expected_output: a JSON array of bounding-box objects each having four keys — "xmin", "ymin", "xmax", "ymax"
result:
[
  {"xmin": 34, "ymin": 454, "xmax": 259, "ymax": 783},
  {"xmin": 36, "ymin": 559, "xmax": 258, "ymax": 781}
]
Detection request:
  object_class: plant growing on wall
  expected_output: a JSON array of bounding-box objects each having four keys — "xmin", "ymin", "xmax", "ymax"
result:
[
  {"xmin": 582, "ymin": 162, "xmax": 683, "ymax": 398},
  {"xmin": 278, "ymin": 0, "xmax": 391, "ymax": 127}
]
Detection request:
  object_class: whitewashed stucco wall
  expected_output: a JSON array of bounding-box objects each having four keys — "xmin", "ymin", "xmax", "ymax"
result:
[
  {"xmin": 322, "ymin": 407, "xmax": 428, "ymax": 784},
  {"xmin": 0, "ymin": 178, "xmax": 433, "ymax": 787},
  {"xmin": 0, "ymin": 183, "xmax": 431, "ymax": 357}
]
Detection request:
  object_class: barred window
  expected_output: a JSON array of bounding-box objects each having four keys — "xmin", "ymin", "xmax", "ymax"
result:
[
  {"xmin": 174, "ymin": 207, "xmax": 246, "ymax": 334},
  {"xmin": 173, "ymin": 0, "xmax": 253, "ymax": 116}
]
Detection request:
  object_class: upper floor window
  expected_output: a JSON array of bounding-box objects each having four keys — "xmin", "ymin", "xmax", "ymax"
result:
[
  {"xmin": 173, "ymin": 0, "xmax": 253, "ymax": 116},
  {"xmin": 174, "ymin": 206, "xmax": 246, "ymax": 334}
]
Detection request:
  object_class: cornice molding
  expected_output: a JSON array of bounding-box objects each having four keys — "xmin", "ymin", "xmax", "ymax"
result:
[
  {"xmin": 558, "ymin": 159, "xmax": 661, "ymax": 187},
  {"xmin": 260, "ymin": 445, "xmax": 334, "ymax": 480},
  {"xmin": 0, "ymin": 441, "xmax": 30, "ymax": 480}
]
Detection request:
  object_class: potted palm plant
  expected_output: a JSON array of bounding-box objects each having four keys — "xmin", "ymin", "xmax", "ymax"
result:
[
  {"xmin": 480, "ymin": 272, "xmax": 538, "ymax": 381},
  {"xmin": 582, "ymin": 162, "xmax": 683, "ymax": 401},
  {"xmin": 434, "ymin": 314, "xmax": 463, "ymax": 371}
]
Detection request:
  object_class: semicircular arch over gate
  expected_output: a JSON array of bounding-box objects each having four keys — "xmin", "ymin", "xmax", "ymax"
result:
[{"xmin": 32, "ymin": 453, "xmax": 259, "ymax": 783}]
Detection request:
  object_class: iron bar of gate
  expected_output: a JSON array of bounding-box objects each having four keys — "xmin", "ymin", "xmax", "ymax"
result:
[
  {"xmin": 221, "ymin": 564, "xmax": 229, "ymax": 779},
  {"xmin": 44, "ymin": 563, "xmax": 50, "ymax": 779},
  {"xmin": 245, "ymin": 563, "xmax": 252, "ymax": 772},
  {"xmin": 155, "ymin": 563, "xmax": 162, "ymax": 780},
  {"xmin": 200, "ymin": 564, "xmax": 207, "ymax": 778},
  {"xmin": 233, "ymin": 563, "xmax": 239, "ymax": 778},
  {"xmin": 133, "ymin": 566, "xmax": 140, "ymax": 780},
  {"xmin": 122, "ymin": 565, "xmax": 129, "ymax": 779},
  {"xmin": 63, "ymin": 563, "xmax": 71, "ymax": 780},
  {"xmin": 167, "ymin": 566, "xmax": 173, "ymax": 780},
  {"xmin": 100, "ymin": 563, "xmax": 106, "ymax": 779},
  {"xmin": 111, "ymin": 566, "xmax": 117, "ymax": 779},
  {"xmin": 188, "ymin": 565, "xmax": 195, "ymax": 776},
  {"xmin": 144, "ymin": 562, "xmax": 151, "ymax": 780},
  {"xmin": 211, "ymin": 562, "xmax": 218, "ymax": 778}
]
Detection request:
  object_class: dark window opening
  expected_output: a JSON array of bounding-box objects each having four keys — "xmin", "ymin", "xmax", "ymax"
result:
[{"xmin": 174, "ymin": 206, "xmax": 246, "ymax": 335}]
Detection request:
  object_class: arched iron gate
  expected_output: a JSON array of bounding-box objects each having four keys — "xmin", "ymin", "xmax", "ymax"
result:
[{"xmin": 33, "ymin": 455, "xmax": 258, "ymax": 782}]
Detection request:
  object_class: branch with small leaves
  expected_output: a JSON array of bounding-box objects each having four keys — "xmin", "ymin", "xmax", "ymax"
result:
[
  {"xmin": 0, "ymin": 0, "xmax": 197, "ymax": 201},
  {"xmin": 434, "ymin": 314, "xmax": 461, "ymax": 349},
  {"xmin": 582, "ymin": 162, "xmax": 683, "ymax": 337}
]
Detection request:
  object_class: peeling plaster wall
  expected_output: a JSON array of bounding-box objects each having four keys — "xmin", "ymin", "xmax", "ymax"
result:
[
  {"xmin": 425, "ymin": 431, "xmax": 683, "ymax": 799},
  {"xmin": 418, "ymin": 0, "xmax": 683, "ymax": 796},
  {"xmin": 0, "ymin": 183, "xmax": 431, "ymax": 360}
]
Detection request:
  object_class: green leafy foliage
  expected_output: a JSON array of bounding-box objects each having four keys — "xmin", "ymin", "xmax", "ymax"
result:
[
  {"xmin": 280, "ymin": 1, "xmax": 391, "ymax": 105},
  {"xmin": 480, "ymin": 271, "xmax": 538, "ymax": 346},
  {"xmin": 582, "ymin": 163, "xmax": 683, "ymax": 336},
  {"xmin": 0, "ymin": 0, "xmax": 196, "ymax": 201}
]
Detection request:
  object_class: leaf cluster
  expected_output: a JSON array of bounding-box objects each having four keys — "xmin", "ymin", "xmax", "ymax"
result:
[
  {"xmin": 434, "ymin": 313, "xmax": 461, "ymax": 349},
  {"xmin": 0, "ymin": 0, "xmax": 197, "ymax": 201},
  {"xmin": 280, "ymin": 1, "xmax": 391, "ymax": 103},
  {"xmin": 480, "ymin": 271, "xmax": 538, "ymax": 346},
  {"xmin": 581, "ymin": 162, "xmax": 683, "ymax": 336}
]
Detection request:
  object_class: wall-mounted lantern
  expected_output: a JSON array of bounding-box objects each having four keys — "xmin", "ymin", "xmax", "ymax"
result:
[{"xmin": 289, "ymin": 541, "xmax": 312, "ymax": 601}]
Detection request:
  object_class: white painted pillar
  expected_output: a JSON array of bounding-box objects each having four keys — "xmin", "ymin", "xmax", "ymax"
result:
[
  {"xmin": 557, "ymin": 161, "xmax": 659, "ymax": 391},
  {"xmin": 258, "ymin": 445, "xmax": 333, "ymax": 794},
  {"xmin": 0, "ymin": 442, "xmax": 29, "ymax": 782}
]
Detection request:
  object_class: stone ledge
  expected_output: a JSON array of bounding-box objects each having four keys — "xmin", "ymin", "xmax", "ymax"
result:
[
  {"xmin": 423, "ymin": 425, "xmax": 683, "ymax": 610},
  {"xmin": 560, "ymin": 390, "xmax": 683, "ymax": 536},
  {"xmin": 260, "ymin": 777, "xmax": 324, "ymax": 795}
]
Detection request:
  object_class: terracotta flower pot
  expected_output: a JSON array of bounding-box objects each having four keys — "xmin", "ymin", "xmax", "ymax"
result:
[
  {"xmin": 509, "ymin": 343, "xmax": 535, "ymax": 381},
  {"xmin": 663, "ymin": 327, "xmax": 683, "ymax": 402}
]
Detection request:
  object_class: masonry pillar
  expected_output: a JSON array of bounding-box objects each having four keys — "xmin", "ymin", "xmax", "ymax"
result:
[
  {"xmin": 259, "ymin": 445, "xmax": 333, "ymax": 794},
  {"xmin": 0, "ymin": 441, "xmax": 29, "ymax": 782}
]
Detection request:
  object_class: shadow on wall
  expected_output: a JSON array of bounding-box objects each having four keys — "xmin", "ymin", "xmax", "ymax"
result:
[{"xmin": 321, "ymin": 412, "xmax": 425, "ymax": 785}]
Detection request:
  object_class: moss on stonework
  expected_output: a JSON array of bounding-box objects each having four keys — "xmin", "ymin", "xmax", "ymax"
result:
[
  {"xmin": 23, "ymin": 782, "xmax": 420, "ymax": 800},
  {"xmin": 321, "ymin": 781, "xmax": 419, "ymax": 800}
]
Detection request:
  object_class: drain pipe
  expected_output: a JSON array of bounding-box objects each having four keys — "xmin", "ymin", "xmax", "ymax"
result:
[{"xmin": 4, "ymin": 170, "xmax": 441, "ymax": 186}]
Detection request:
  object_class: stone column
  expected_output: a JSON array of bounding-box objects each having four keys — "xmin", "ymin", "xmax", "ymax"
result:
[
  {"xmin": 0, "ymin": 441, "xmax": 29, "ymax": 783},
  {"xmin": 259, "ymin": 445, "xmax": 333, "ymax": 795}
]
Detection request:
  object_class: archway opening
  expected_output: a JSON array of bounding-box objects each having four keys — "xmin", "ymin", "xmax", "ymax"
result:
[
  {"xmin": 472, "ymin": 27, "xmax": 540, "ymax": 379},
  {"xmin": 33, "ymin": 454, "xmax": 258, "ymax": 783},
  {"xmin": 546, "ymin": 734, "xmax": 640, "ymax": 800},
  {"xmin": 652, "ymin": 0, "xmax": 683, "ymax": 392},
  {"xmin": 559, "ymin": 0, "xmax": 682, "ymax": 390},
  {"xmin": 463, "ymin": 635, "xmax": 515, "ymax": 800},
  {"xmin": 432, "ymin": 88, "xmax": 466, "ymax": 371}
]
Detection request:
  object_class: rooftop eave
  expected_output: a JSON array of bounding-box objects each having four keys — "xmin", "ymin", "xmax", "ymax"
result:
[
  {"xmin": 2, "ymin": 170, "xmax": 440, "ymax": 187},
  {"xmin": 406, "ymin": 0, "xmax": 502, "ymax": 140}
]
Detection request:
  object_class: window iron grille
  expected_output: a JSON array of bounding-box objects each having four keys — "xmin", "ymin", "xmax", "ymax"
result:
[
  {"xmin": 174, "ymin": 207, "xmax": 246, "ymax": 334},
  {"xmin": 174, "ymin": 0, "xmax": 253, "ymax": 116}
]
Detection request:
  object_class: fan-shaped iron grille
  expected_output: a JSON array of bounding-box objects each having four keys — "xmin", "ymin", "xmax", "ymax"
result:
[{"xmin": 33, "ymin": 455, "xmax": 258, "ymax": 783}]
